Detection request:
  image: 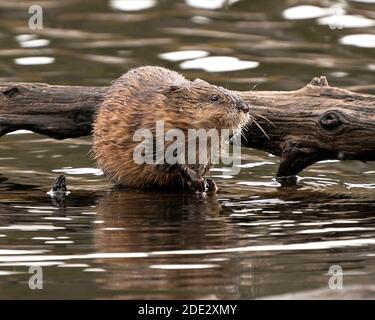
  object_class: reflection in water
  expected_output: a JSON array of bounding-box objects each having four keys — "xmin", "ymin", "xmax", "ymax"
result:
[
  {"xmin": 185, "ymin": 0, "xmax": 240, "ymax": 10},
  {"xmin": 340, "ymin": 34, "xmax": 375, "ymax": 48},
  {"xmin": 159, "ymin": 50, "xmax": 209, "ymax": 62},
  {"xmin": 93, "ymin": 191, "xmax": 230, "ymax": 298},
  {"xmin": 0, "ymin": 179, "xmax": 375, "ymax": 298},
  {"xmin": 91, "ymin": 186, "xmax": 375, "ymax": 299},
  {"xmin": 0, "ymin": 0, "xmax": 375, "ymax": 299},
  {"xmin": 180, "ymin": 56, "xmax": 259, "ymax": 72},
  {"xmin": 14, "ymin": 57, "xmax": 55, "ymax": 65},
  {"xmin": 282, "ymin": 5, "xmax": 332, "ymax": 20},
  {"xmin": 318, "ymin": 14, "xmax": 375, "ymax": 28},
  {"xmin": 110, "ymin": 0, "xmax": 156, "ymax": 12}
]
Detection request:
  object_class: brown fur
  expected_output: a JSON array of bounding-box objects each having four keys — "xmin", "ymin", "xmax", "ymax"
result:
[{"xmin": 92, "ymin": 66, "xmax": 249, "ymax": 190}]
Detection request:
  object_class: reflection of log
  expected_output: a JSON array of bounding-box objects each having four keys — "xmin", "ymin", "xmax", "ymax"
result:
[{"xmin": 1, "ymin": 77, "xmax": 374, "ymax": 183}]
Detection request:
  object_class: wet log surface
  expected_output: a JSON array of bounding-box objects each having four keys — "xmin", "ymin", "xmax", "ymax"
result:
[
  {"xmin": 1, "ymin": 77, "xmax": 374, "ymax": 184},
  {"xmin": 0, "ymin": 83, "xmax": 106, "ymax": 139},
  {"xmin": 237, "ymin": 77, "xmax": 375, "ymax": 183}
]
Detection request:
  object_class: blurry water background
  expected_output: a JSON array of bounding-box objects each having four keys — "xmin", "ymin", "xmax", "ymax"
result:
[{"xmin": 0, "ymin": 0, "xmax": 375, "ymax": 299}]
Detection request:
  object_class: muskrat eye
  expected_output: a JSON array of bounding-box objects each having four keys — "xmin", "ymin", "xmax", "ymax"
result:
[{"xmin": 210, "ymin": 94, "xmax": 219, "ymax": 102}]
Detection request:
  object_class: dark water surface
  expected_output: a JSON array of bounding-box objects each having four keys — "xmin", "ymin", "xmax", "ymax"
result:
[{"xmin": 0, "ymin": 0, "xmax": 375, "ymax": 299}]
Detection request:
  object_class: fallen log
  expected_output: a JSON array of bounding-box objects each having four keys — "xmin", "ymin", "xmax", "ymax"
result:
[
  {"xmin": 238, "ymin": 77, "xmax": 375, "ymax": 183},
  {"xmin": 1, "ymin": 76, "xmax": 374, "ymax": 184},
  {"xmin": 0, "ymin": 84, "xmax": 106, "ymax": 139}
]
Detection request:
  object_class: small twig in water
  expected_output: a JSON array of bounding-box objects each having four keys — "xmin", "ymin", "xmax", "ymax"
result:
[{"xmin": 51, "ymin": 174, "xmax": 68, "ymax": 192}]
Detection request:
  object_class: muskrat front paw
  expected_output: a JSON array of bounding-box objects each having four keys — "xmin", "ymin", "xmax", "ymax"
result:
[
  {"xmin": 188, "ymin": 177, "xmax": 218, "ymax": 193},
  {"xmin": 189, "ymin": 176, "xmax": 207, "ymax": 193},
  {"xmin": 205, "ymin": 178, "xmax": 218, "ymax": 193}
]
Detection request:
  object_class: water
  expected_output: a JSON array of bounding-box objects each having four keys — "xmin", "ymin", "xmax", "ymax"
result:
[{"xmin": 0, "ymin": 0, "xmax": 375, "ymax": 299}]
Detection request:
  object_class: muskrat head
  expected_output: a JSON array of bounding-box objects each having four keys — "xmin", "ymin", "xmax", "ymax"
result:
[{"xmin": 161, "ymin": 79, "xmax": 250, "ymax": 133}]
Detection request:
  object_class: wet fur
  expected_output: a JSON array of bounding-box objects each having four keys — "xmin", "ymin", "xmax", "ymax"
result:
[{"xmin": 92, "ymin": 66, "xmax": 249, "ymax": 190}]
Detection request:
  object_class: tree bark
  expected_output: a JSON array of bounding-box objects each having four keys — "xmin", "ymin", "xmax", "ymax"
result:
[
  {"xmin": 0, "ymin": 83, "xmax": 106, "ymax": 139},
  {"xmin": 237, "ymin": 77, "xmax": 375, "ymax": 184},
  {"xmin": 1, "ymin": 77, "xmax": 374, "ymax": 184}
]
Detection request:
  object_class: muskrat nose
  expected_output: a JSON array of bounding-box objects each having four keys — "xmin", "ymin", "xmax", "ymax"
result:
[{"xmin": 236, "ymin": 99, "xmax": 250, "ymax": 113}]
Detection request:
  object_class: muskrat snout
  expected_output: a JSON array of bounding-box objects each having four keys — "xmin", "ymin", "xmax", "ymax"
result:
[{"xmin": 235, "ymin": 98, "xmax": 250, "ymax": 113}]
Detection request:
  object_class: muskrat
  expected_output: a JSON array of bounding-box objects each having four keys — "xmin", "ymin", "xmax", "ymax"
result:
[{"xmin": 92, "ymin": 66, "xmax": 250, "ymax": 192}]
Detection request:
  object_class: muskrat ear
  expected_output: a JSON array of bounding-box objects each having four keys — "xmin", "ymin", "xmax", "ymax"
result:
[{"xmin": 162, "ymin": 85, "xmax": 184, "ymax": 97}]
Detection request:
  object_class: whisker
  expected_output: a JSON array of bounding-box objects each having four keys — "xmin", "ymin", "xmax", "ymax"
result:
[
  {"xmin": 232, "ymin": 125, "xmax": 245, "ymax": 144},
  {"xmin": 239, "ymin": 129, "xmax": 247, "ymax": 142},
  {"xmin": 251, "ymin": 74, "xmax": 267, "ymax": 91},
  {"xmin": 253, "ymin": 113, "xmax": 275, "ymax": 127},
  {"xmin": 252, "ymin": 118, "xmax": 270, "ymax": 140},
  {"xmin": 251, "ymin": 83, "xmax": 259, "ymax": 91}
]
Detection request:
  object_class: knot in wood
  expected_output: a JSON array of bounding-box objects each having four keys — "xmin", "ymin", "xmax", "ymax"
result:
[
  {"xmin": 320, "ymin": 111, "xmax": 343, "ymax": 131},
  {"xmin": 2, "ymin": 86, "xmax": 20, "ymax": 98}
]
